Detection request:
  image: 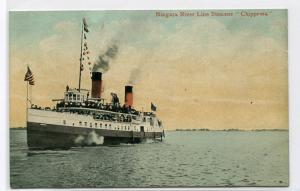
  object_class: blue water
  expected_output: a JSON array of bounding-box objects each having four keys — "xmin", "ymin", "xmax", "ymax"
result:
[{"xmin": 10, "ymin": 129, "xmax": 289, "ymax": 188}]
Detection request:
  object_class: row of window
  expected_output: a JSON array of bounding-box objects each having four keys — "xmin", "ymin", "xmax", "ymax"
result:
[
  {"xmin": 65, "ymin": 93, "xmax": 85, "ymax": 102},
  {"xmin": 63, "ymin": 120, "xmax": 136, "ymax": 131}
]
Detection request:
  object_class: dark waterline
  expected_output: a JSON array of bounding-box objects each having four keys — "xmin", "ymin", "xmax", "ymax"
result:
[{"xmin": 10, "ymin": 129, "xmax": 289, "ymax": 188}]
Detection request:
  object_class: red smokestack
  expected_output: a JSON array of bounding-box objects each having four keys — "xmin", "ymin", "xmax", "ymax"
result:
[
  {"xmin": 91, "ymin": 72, "xmax": 102, "ymax": 98},
  {"xmin": 125, "ymin": 85, "xmax": 133, "ymax": 107}
]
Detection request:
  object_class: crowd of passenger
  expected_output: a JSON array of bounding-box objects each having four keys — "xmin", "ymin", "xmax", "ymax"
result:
[
  {"xmin": 31, "ymin": 100, "xmax": 155, "ymax": 122},
  {"xmin": 55, "ymin": 101, "xmax": 140, "ymax": 115}
]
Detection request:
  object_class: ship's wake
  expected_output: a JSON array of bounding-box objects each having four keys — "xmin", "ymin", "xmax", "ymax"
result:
[{"xmin": 74, "ymin": 131, "xmax": 104, "ymax": 146}]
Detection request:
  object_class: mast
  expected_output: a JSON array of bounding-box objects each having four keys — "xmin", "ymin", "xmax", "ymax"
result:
[
  {"xmin": 78, "ymin": 18, "xmax": 90, "ymax": 92},
  {"xmin": 26, "ymin": 81, "xmax": 28, "ymax": 123},
  {"xmin": 78, "ymin": 21, "xmax": 84, "ymax": 92},
  {"xmin": 24, "ymin": 65, "xmax": 34, "ymax": 125}
]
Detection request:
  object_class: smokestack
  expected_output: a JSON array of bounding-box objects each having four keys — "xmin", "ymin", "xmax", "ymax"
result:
[
  {"xmin": 125, "ymin": 85, "xmax": 133, "ymax": 107},
  {"xmin": 91, "ymin": 72, "xmax": 102, "ymax": 98}
]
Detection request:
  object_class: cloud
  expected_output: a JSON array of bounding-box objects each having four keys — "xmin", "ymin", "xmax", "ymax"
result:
[
  {"xmin": 9, "ymin": 13, "xmax": 288, "ymax": 130},
  {"xmin": 55, "ymin": 20, "xmax": 77, "ymax": 32}
]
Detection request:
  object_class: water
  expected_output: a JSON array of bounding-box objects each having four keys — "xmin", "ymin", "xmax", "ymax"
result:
[{"xmin": 10, "ymin": 129, "xmax": 289, "ymax": 188}]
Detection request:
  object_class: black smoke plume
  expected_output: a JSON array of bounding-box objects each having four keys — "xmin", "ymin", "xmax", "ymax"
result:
[
  {"xmin": 128, "ymin": 67, "xmax": 141, "ymax": 85},
  {"xmin": 92, "ymin": 44, "xmax": 118, "ymax": 72},
  {"xmin": 127, "ymin": 54, "xmax": 151, "ymax": 85}
]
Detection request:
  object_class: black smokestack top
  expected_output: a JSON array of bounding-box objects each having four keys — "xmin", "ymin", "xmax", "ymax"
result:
[
  {"xmin": 92, "ymin": 44, "xmax": 118, "ymax": 73},
  {"xmin": 91, "ymin": 72, "xmax": 102, "ymax": 98},
  {"xmin": 125, "ymin": 85, "xmax": 133, "ymax": 107},
  {"xmin": 125, "ymin": 86, "xmax": 133, "ymax": 93},
  {"xmin": 91, "ymin": 72, "xmax": 102, "ymax": 81}
]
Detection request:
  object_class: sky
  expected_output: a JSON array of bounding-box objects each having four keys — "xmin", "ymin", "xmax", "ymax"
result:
[{"xmin": 9, "ymin": 10, "xmax": 288, "ymax": 130}]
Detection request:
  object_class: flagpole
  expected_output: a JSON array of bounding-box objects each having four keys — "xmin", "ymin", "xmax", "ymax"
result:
[
  {"xmin": 78, "ymin": 20, "xmax": 84, "ymax": 92},
  {"xmin": 26, "ymin": 81, "xmax": 28, "ymax": 125},
  {"xmin": 25, "ymin": 65, "xmax": 34, "ymax": 127}
]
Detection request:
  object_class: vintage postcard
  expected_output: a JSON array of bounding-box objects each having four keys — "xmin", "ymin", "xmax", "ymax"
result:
[{"xmin": 9, "ymin": 9, "xmax": 288, "ymax": 188}]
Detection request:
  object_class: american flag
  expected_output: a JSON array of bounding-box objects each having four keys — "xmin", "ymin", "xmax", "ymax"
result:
[{"xmin": 24, "ymin": 66, "xmax": 35, "ymax": 85}]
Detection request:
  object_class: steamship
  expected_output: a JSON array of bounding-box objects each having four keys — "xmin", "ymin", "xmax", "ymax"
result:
[{"xmin": 26, "ymin": 18, "xmax": 164, "ymax": 149}]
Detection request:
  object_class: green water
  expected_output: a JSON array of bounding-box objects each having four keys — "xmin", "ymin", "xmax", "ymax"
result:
[{"xmin": 10, "ymin": 129, "xmax": 289, "ymax": 188}]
